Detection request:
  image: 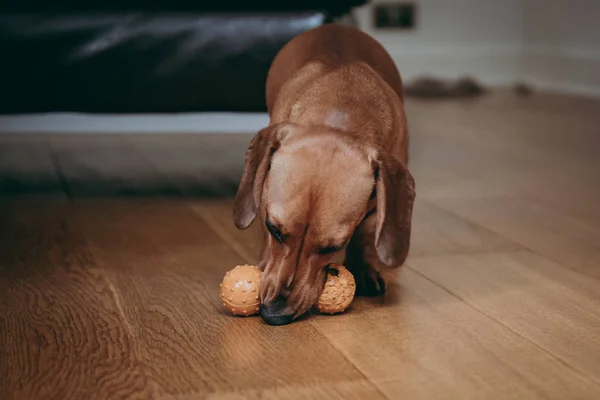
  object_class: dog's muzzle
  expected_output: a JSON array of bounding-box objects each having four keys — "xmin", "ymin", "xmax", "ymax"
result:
[{"xmin": 259, "ymin": 296, "xmax": 295, "ymax": 326}]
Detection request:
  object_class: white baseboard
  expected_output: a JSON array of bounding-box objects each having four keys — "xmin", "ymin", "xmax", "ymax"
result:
[
  {"xmin": 0, "ymin": 112, "xmax": 270, "ymax": 134},
  {"xmin": 522, "ymin": 80, "xmax": 600, "ymax": 99},
  {"xmin": 520, "ymin": 46, "xmax": 600, "ymax": 98}
]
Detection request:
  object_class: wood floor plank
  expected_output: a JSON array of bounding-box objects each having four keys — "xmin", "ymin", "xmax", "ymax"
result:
[
  {"xmin": 407, "ymin": 251, "xmax": 600, "ymax": 382},
  {"xmin": 409, "ymin": 200, "xmax": 522, "ymax": 257},
  {"xmin": 189, "ymin": 199, "xmax": 264, "ymax": 264},
  {"xmin": 190, "ymin": 199, "xmax": 600, "ymax": 400},
  {"xmin": 430, "ymin": 196, "xmax": 600, "ymax": 280},
  {"xmin": 71, "ymin": 198, "xmax": 225, "ymax": 256},
  {"xmin": 0, "ymin": 197, "xmax": 150, "ymax": 400},
  {"xmin": 312, "ymin": 268, "xmax": 600, "ymax": 400},
  {"xmin": 47, "ymin": 134, "xmax": 178, "ymax": 196},
  {"xmin": 407, "ymin": 91, "xmax": 600, "ymax": 212},
  {"xmin": 75, "ymin": 199, "xmax": 366, "ymax": 398},
  {"xmin": 0, "ymin": 140, "xmax": 62, "ymax": 194},
  {"xmin": 129, "ymin": 133, "xmax": 251, "ymax": 197},
  {"xmin": 204, "ymin": 380, "xmax": 387, "ymax": 400}
]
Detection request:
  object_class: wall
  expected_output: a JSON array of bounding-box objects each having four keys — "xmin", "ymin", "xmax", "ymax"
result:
[
  {"xmin": 353, "ymin": 0, "xmax": 523, "ymax": 86},
  {"xmin": 520, "ymin": 0, "xmax": 600, "ymax": 97},
  {"xmin": 354, "ymin": 0, "xmax": 600, "ymax": 97}
]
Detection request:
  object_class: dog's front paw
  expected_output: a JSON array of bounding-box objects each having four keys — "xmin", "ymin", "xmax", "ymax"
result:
[{"xmin": 349, "ymin": 264, "xmax": 386, "ymax": 297}]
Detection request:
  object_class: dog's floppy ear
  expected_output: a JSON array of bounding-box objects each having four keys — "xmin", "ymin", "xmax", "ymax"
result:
[
  {"xmin": 233, "ymin": 122, "xmax": 298, "ymax": 230},
  {"xmin": 371, "ymin": 151, "xmax": 416, "ymax": 267}
]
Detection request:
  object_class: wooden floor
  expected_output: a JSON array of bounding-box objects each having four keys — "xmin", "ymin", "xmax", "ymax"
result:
[{"xmin": 1, "ymin": 90, "xmax": 600, "ymax": 399}]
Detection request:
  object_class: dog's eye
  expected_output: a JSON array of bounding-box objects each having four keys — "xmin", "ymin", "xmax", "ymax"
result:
[
  {"xmin": 317, "ymin": 243, "xmax": 345, "ymax": 255},
  {"xmin": 266, "ymin": 218, "xmax": 284, "ymax": 244}
]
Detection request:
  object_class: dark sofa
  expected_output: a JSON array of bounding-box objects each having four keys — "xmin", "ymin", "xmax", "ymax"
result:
[{"xmin": 0, "ymin": 0, "xmax": 366, "ymax": 114}]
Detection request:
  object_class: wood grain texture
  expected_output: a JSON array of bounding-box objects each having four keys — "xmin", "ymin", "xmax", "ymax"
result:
[
  {"xmin": 408, "ymin": 251, "xmax": 600, "ymax": 382},
  {"xmin": 127, "ymin": 133, "xmax": 250, "ymax": 197},
  {"xmin": 432, "ymin": 196, "xmax": 600, "ymax": 280},
  {"xmin": 2, "ymin": 90, "xmax": 600, "ymax": 399},
  {"xmin": 0, "ymin": 140, "xmax": 62, "ymax": 194},
  {"xmin": 190, "ymin": 201, "xmax": 600, "ymax": 400},
  {"xmin": 71, "ymin": 198, "xmax": 225, "ymax": 256},
  {"xmin": 189, "ymin": 199, "xmax": 264, "ymax": 264},
  {"xmin": 313, "ymin": 267, "xmax": 600, "ymax": 400},
  {"xmin": 408, "ymin": 200, "xmax": 522, "ymax": 257},
  {"xmin": 205, "ymin": 380, "xmax": 387, "ymax": 400},
  {"xmin": 0, "ymin": 198, "xmax": 149, "ymax": 400},
  {"xmin": 74, "ymin": 199, "xmax": 366, "ymax": 398},
  {"xmin": 47, "ymin": 135, "xmax": 178, "ymax": 196}
]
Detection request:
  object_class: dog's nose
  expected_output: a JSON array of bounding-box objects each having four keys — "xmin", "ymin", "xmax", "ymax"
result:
[{"xmin": 260, "ymin": 296, "xmax": 294, "ymax": 326}]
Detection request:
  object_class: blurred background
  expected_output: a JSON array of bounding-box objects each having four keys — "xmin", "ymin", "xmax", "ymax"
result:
[
  {"xmin": 1, "ymin": 0, "xmax": 598, "ymax": 138},
  {"xmin": 0, "ymin": 0, "xmax": 599, "ymax": 197},
  {"xmin": 357, "ymin": 0, "xmax": 600, "ymax": 96}
]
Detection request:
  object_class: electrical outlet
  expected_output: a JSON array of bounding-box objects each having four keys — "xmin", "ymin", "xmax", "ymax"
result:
[{"xmin": 374, "ymin": 3, "xmax": 416, "ymax": 29}]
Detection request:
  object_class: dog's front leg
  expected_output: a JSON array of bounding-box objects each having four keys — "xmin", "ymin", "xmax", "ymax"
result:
[{"xmin": 343, "ymin": 213, "xmax": 386, "ymax": 296}]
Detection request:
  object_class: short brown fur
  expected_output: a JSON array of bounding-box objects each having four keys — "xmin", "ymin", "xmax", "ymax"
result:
[{"xmin": 233, "ymin": 24, "xmax": 416, "ymax": 324}]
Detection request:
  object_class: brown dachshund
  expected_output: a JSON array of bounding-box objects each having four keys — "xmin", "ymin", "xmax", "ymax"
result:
[{"xmin": 233, "ymin": 23, "xmax": 416, "ymax": 325}]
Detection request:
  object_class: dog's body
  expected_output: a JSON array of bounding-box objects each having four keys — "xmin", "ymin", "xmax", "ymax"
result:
[{"xmin": 233, "ymin": 24, "xmax": 415, "ymax": 325}]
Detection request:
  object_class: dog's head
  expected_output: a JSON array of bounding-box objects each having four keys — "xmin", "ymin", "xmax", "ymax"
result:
[{"xmin": 233, "ymin": 122, "xmax": 415, "ymax": 325}]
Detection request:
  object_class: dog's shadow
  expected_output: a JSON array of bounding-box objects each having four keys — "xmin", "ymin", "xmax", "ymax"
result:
[
  {"xmin": 353, "ymin": 284, "xmax": 404, "ymax": 312},
  {"xmin": 310, "ymin": 280, "xmax": 404, "ymax": 323}
]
